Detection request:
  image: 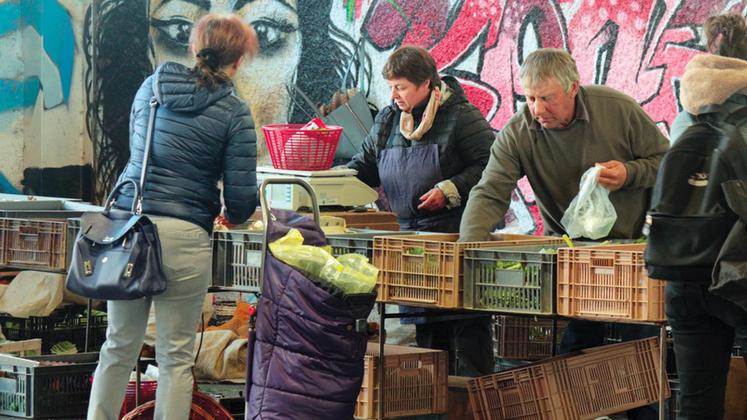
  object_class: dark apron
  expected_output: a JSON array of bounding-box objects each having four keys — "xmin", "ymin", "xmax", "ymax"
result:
[
  {"xmin": 379, "ymin": 142, "xmax": 474, "ymax": 325},
  {"xmin": 379, "ymin": 143, "xmax": 461, "ymax": 232}
]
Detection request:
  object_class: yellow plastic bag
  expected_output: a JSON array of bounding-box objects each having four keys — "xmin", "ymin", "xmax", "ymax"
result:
[{"xmin": 269, "ymin": 229, "xmax": 377, "ymax": 294}]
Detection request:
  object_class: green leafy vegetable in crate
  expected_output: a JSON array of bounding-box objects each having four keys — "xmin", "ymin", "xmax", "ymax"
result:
[
  {"xmin": 538, "ymin": 248, "xmax": 557, "ymax": 255},
  {"xmin": 495, "ymin": 261, "xmax": 522, "ymax": 270},
  {"xmin": 50, "ymin": 341, "xmax": 78, "ymax": 355},
  {"xmin": 406, "ymin": 247, "xmax": 425, "ymax": 255}
]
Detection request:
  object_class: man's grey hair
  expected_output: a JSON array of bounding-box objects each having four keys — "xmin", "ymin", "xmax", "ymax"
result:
[{"xmin": 520, "ymin": 48, "xmax": 580, "ymax": 92}]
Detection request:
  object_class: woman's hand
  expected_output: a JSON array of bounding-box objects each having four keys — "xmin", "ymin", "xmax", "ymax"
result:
[{"xmin": 418, "ymin": 188, "xmax": 447, "ymax": 211}]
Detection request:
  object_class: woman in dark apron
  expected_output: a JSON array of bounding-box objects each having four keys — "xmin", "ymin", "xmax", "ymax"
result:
[{"xmin": 347, "ymin": 45, "xmax": 495, "ymax": 376}]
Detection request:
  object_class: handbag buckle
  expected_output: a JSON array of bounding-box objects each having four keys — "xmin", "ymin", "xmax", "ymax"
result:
[
  {"xmin": 84, "ymin": 260, "xmax": 93, "ymax": 275},
  {"xmin": 124, "ymin": 263, "xmax": 134, "ymax": 278}
]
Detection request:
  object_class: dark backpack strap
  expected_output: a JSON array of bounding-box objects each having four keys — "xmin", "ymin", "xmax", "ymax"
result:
[
  {"xmin": 724, "ymin": 105, "xmax": 747, "ymax": 126},
  {"xmin": 693, "ymin": 105, "xmax": 729, "ymax": 123},
  {"xmin": 692, "ymin": 104, "xmax": 747, "ymax": 127}
]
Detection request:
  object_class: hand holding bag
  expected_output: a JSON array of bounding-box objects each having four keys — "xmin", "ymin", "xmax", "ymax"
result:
[
  {"xmin": 66, "ymin": 98, "xmax": 166, "ymax": 300},
  {"xmin": 560, "ymin": 165, "xmax": 618, "ymax": 239}
]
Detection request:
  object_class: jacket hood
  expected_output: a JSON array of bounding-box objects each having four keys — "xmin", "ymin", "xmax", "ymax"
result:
[
  {"xmin": 680, "ymin": 54, "xmax": 747, "ymax": 114},
  {"xmin": 152, "ymin": 62, "xmax": 233, "ymax": 112}
]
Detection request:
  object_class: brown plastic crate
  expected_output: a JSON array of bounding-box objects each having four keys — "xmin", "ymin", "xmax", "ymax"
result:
[
  {"xmin": 494, "ymin": 316, "xmax": 567, "ymax": 361},
  {"xmin": 468, "ymin": 337, "xmax": 668, "ymax": 420},
  {"xmin": 1, "ymin": 218, "xmax": 67, "ymax": 271},
  {"xmin": 373, "ymin": 234, "xmax": 563, "ymax": 309},
  {"xmin": 355, "ymin": 343, "xmax": 448, "ymax": 419},
  {"xmin": 556, "ymin": 244, "xmax": 665, "ymax": 321}
]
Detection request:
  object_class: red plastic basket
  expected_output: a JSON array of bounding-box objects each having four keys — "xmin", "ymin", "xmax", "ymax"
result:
[
  {"xmin": 263, "ymin": 124, "xmax": 342, "ymax": 170},
  {"xmin": 119, "ymin": 380, "xmax": 157, "ymax": 418}
]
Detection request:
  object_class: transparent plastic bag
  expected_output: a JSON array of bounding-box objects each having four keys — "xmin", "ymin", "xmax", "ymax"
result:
[
  {"xmin": 560, "ymin": 166, "xmax": 617, "ymax": 239},
  {"xmin": 269, "ymin": 229, "xmax": 377, "ymax": 294},
  {"xmin": 335, "ymin": 254, "xmax": 379, "ymax": 294}
]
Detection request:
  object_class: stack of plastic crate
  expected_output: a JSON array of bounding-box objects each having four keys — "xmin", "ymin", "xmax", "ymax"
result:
[
  {"xmin": 468, "ymin": 337, "xmax": 669, "ymax": 420},
  {"xmin": 355, "ymin": 343, "xmax": 448, "ymax": 419}
]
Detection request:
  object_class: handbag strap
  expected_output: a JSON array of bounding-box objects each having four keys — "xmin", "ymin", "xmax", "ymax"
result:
[
  {"xmin": 134, "ymin": 97, "xmax": 160, "ymax": 214},
  {"xmin": 285, "ymin": 83, "xmax": 321, "ymax": 119}
]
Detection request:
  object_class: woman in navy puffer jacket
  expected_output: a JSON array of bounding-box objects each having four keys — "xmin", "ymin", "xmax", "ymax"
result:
[{"xmin": 87, "ymin": 14, "xmax": 258, "ymax": 420}]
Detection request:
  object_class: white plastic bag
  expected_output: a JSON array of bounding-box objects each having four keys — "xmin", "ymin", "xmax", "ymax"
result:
[{"xmin": 561, "ymin": 166, "xmax": 617, "ymax": 239}]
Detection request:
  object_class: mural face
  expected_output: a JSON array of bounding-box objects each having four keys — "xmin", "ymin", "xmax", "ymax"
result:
[
  {"xmin": 86, "ymin": 0, "xmax": 355, "ymax": 201},
  {"xmin": 149, "ymin": 0, "xmax": 302, "ymax": 155},
  {"xmin": 81, "ymin": 0, "xmax": 747, "ymax": 232}
]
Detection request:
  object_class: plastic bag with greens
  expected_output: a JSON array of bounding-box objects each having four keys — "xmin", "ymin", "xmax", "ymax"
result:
[
  {"xmin": 269, "ymin": 229, "xmax": 378, "ymax": 294},
  {"xmin": 561, "ymin": 165, "xmax": 617, "ymax": 239}
]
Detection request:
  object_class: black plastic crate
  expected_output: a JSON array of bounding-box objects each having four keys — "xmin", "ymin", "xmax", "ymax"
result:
[
  {"xmin": 0, "ymin": 306, "xmax": 107, "ymax": 354},
  {"xmin": 493, "ymin": 315, "xmax": 567, "ymax": 360},
  {"xmin": 0, "ymin": 352, "xmax": 98, "ymax": 418}
]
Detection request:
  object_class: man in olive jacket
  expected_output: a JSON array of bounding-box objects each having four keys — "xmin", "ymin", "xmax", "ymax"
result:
[{"xmin": 460, "ymin": 49, "xmax": 668, "ymax": 417}]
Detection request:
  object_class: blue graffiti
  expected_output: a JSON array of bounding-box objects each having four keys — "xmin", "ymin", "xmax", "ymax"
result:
[
  {"xmin": 0, "ymin": 173, "xmax": 20, "ymax": 194},
  {"xmin": 0, "ymin": 0, "xmax": 74, "ymax": 113}
]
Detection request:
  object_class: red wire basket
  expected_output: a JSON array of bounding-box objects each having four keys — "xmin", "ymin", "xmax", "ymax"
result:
[
  {"xmin": 119, "ymin": 381, "xmax": 157, "ymax": 419},
  {"xmin": 263, "ymin": 124, "xmax": 342, "ymax": 171}
]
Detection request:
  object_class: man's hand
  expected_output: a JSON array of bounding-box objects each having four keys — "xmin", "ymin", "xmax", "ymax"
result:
[
  {"xmin": 596, "ymin": 160, "xmax": 627, "ymax": 191},
  {"xmin": 418, "ymin": 188, "xmax": 447, "ymax": 211}
]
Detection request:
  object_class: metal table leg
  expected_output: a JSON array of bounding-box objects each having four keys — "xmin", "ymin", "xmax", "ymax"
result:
[
  {"xmin": 378, "ymin": 302, "xmax": 386, "ymax": 420},
  {"xmin": 84, "ymin": 298, "xmax": 93, "ymax": 352},
  {"xmin": 659, "ymin": 323, "xmax": 667, "ymax": 420}
]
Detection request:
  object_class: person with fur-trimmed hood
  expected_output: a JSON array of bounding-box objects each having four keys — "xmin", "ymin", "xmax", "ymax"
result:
[{"xmin": 667, "ymin": 12, "xmax": 747, "ymax": 420}]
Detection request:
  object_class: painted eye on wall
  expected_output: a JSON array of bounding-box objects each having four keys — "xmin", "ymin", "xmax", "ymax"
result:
[
  {"xmin": 151, "ymin": 17, "xmax": 193, "ymax": 51},
  {"xmin": 252, "ymin": 18, "xmax": 296, "ymax": 56}
]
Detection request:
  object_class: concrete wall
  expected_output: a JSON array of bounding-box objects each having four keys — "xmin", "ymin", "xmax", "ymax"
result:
[
  {"xmin": 0, "ymin": 0, "xmax": 91, "ymax": 199},
  {"xmin": 2, "ymin": 0, "xmax": 745, "ymax": 232}
]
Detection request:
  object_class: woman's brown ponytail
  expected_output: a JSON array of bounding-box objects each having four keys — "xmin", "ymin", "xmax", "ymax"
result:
[{"xmin": 190, "ymin": 14, "xmax": 258, "ymax": 89}]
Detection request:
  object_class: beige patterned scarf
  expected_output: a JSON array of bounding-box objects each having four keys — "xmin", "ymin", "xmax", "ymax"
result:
[{"xmin": 399, "ymin": 81, "xmax": 452, "ymax": 141}]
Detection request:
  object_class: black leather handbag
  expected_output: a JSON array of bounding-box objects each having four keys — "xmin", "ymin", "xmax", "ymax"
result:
[{"xmin": 66, "ymin": 97, "xmax": 167, "ymax": 300}]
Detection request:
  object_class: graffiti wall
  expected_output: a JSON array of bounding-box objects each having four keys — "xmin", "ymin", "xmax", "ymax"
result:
[
  {"xmin": 2, "ymin": 0, "xmax": 742, "ymax": 230},
  {"xmin": 0, "ymin": 0, "xmax": 92, "ymax": 199},
  {"xmin": 81, "ymin": 0, "xmax": 744, "ymax": 232}
]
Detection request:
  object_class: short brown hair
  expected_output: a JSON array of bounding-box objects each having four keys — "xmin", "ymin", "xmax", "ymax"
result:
[
  {"xmin": 704, "ymin": 13, "xmax": 747, "ymax": 60},
  {"xmin": 381, "ymin": 46, "xmax": 440, "ymax": 88},
  {"xmin": 190, "ymin": 14, "xmax": 259, "ymax": 89},
  {"xmin": 520, "ymin": 48, "xmax": 580, "ymax": 92}
]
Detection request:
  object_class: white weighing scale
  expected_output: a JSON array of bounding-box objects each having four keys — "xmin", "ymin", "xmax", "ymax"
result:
[{"xmin": 256, "ymin": 166, "xmax": 378, "ymax": 210}]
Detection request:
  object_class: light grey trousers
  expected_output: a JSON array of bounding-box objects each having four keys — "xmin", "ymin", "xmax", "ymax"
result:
[{"xmin": 87, "ymin": 216, "xmax": 211, "ymax": 420}]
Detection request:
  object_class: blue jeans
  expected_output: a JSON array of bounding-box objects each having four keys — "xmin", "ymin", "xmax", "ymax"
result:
[
  {"xmin": 87, "ymin": 216, "xmax": 211, "ymax": 420},
  {"xmin": 666, "ymin": 282, "xmax": 747, "ymax": 420}
]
